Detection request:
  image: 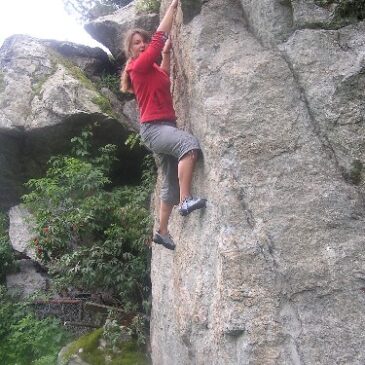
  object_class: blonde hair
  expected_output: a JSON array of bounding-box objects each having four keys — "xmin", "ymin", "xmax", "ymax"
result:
[{"xmin": 120, "ymin": 29, "xmax": 151, "ymax": 94}]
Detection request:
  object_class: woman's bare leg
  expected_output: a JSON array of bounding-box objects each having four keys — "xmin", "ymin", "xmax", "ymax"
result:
[
  {"xmin": 159, "ymin": 200, "xmax": 174, "ymax": 235},
  {"xmin": 178, "ymin": 150, "xmax": 198, "ymax": 202}
]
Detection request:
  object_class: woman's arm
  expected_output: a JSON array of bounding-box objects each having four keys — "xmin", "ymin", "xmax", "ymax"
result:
[
  {"xmin": 160, "ymin": 38, "xmax": 172, "ymax": 74},
  {"xmin": 132, "ymin": 0, "xmax": 178, "ymax": 73},
  {"xmin": 157, "ymin": 0, "xmax": 179, "ymax": 33}
]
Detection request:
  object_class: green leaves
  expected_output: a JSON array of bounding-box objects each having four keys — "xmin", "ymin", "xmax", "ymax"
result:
[
  {"xmin": 0, "ymin": 212, "xmax": 14, "ymax": 282},
  {"xmin": 22, "ymin": 127, "xmax": 155, "ymax": 311},
  {"xmin": 0, "ymin": 287, "xmax": 68, "ymax": 365},
  {"xmin": 135, "ymin": 0, "xmax": 160, "ymax": 13}
]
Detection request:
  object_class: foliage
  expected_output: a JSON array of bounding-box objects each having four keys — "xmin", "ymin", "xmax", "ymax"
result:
[
  {"xmin": 0, "ymin": 286, "xmax": 69, "ymax": 365},
  {"xmin": 63, "ymin": 0, "xmax": 133, "ymax": 22},
  {"xmin": 0, "ymin": 212, "xmax": 14, "ymax": 282},
  {"xmin": 314, "ymin": 0, "xmax": 365, "ymax": 20},
  {"xmin": 22, "ymin": 127, "xmax": 155, "ymax": 311},
  {"xmin": 103, "ymin": 316, "xmax": 127, "ymax": 350},
  {"xmin": 99, "ymin": 72, "xmax": 122, "ymax": 95},
  {"xmin": 102, "ymin": 311, "xmax": 147, "ymax": 350},
  {"xmin": 125, "ymin": 132, "xmax": 142, "ymax": 150},
  {"xmin": 135, "ymin": 0, "xmax": 160, "ymax": 13},
  {"xmin": 128, "ymin": 314, "xmax": 148, "ymax": 346}
]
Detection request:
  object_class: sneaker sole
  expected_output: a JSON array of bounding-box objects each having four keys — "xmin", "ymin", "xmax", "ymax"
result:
[
  {"xmin": 179, "ymin": 199, "xmax": 207, "ymax": 217},
  {"xmin": 153, "ymin": 235, "xmax": 175, "ymax": 250}
]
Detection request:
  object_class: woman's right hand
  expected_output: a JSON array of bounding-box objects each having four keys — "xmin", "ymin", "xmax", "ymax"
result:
[{"xmin": 162, "ymin": 38, "xmax": 172, "ymax": 54}]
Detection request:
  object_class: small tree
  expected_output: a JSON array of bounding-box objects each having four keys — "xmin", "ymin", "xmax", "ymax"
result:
[{"xmin": 22, "ymin": 127, "xmax": 155, "ymax": 312}]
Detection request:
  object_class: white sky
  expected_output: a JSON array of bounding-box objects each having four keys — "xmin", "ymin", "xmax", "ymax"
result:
[{"xmin": 0, "ymin": 0, "xmax": 107, "ymax": 50}]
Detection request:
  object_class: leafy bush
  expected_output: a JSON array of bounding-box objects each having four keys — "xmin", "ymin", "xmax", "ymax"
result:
[
  {"xmin": 0, "ymin": 286, "xmax": 69, "ymax": 365},
  {"xmin": 22, "ymin": 127, "xmax": 155, "ymax": 312},
  {"xmin": 99, "ymin": 72, "xmax": 122, "ymax": 95},
  {"xmin": 0, "ymin": 212, "xmax": 14, "ymax": 282},
  {"xmin": 135, "ymin": 0, "xmax": 160, "ymax": 13}
]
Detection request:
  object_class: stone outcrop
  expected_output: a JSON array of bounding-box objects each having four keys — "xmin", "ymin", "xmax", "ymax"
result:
[
  {"xmin": 6, "ymin": 259, "xmax": 48, "ymax": 298},
  {"xmin": 147, "ymin": 1, "xmax": 365, "ymax": 364},
  {"xmin": 0, "ymin": 34, "xmax": 142, "ymax": 209},
  {"xmin": 0, "ymin": 29, "xmax": 149, "ymax": 301},
  {"xmin": 8, "ymin": 205, "xmax": 36, "ymax": 260},
  {"xmin": 1, "ymin": 0, "xmax": 365, "ymax": 363},
  {"xmin": 84, "ymin": 2, "xmax": 159, "ymax": 63}
]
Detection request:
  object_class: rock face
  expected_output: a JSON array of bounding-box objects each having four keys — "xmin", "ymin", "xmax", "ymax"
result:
[
  {"xmin": 149, "ymin": 1, "xmax": 365, "ymax": 364},
  {"xmin": 85, "ymin": 2, "xmax": 159, "ymax": 63},
  {"xmin": 0, "ymin": 34, "xmax": 142, "ymax": 209},
  {"xmin": 8, "ymin": 205, "xmax": 36, "ymax": 260},
  {"xmin": 1, "ymin": 0, "xmax": 365, "ymax": 363},
  {"xmin": 6, "ymin": 259, "xmax": 48, "ymax": 298}
]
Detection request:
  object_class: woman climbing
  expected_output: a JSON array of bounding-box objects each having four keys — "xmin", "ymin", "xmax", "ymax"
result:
[{"xmin": 120, "ymin": 0, "xmax": 206, "ymax": 250}]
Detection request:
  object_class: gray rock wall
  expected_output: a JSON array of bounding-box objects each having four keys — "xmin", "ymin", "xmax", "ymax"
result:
[
  {"xmin": 1, "ymin": 1, "xmax": 364, "ymax": 363},
  {"xmin": 0, "ymin": 35, "xmax": 140, "ymax": 208},
  {"xmin": 151, "ymin": 1, "xmax": 365, "ymax": 364},
  {"xmin": 85, "ymin": 2, "xmax": 159, "ymax": 62}
]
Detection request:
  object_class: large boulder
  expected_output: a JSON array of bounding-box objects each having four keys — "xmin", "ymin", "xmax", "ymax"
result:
[
  {"xmin": 42, "ymin": 40, "xmax": 113, "ymax": 79},
  {"xmin": 0, "ymin": 34, "xmax": 143, "ymax": 208},
  {"xmin": 150, "ymin": 1, "xmax": 365, "ymax": 364},
  {"xmin": 8, "ymin": 205, "xmax": 36, "ymax": 260},
  {"xmin": 6, "ymin": 259, "xmax": 48, "ymax": 298},
  {"xmin": 84, "ymin": 2, "xmax": 159, "ymax": 63},
  {"xmin": 0, "ymin": 34, "xmax": 122, "ymax": 132}
]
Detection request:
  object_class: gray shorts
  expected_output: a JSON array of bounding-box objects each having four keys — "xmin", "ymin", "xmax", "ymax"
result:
[{"xmin": 140, "ymin": 121, "xmax": 201, "ymax": 205}]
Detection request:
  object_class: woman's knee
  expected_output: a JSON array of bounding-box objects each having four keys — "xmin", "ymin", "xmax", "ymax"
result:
[{"xmin": 180, "ymin": 149, "xmax": 199, "ymax": 162}]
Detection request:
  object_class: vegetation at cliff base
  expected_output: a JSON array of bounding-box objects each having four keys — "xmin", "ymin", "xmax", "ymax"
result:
[
  {"xmin": 62, "ymin": 328, "xmax": 149, "ymax": 365},
  {"xmin": 0, "ymin": 212, "xmax": 14, "ymax": 282},
  {"xmin": 0, "ymin": 286, "xmax": 69, "ymax": 365},
  {"xmin": 22, "ymin": 127, "xmax": 155, "ymax": 313},
  {"xmin": 0, "ymin": 127, "xmax": 154, "ymax": 365}
]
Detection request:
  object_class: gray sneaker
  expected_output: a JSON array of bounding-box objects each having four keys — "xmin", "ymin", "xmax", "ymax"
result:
[
  {"xmin": 153, "ymin": 232, "xmax": 176, "ymax": 250},
  {"xmin": 178, "ymin": 196, "xmax": 207, "ymax": 216}
]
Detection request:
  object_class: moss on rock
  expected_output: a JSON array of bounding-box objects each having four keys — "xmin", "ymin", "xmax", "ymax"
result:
[
  {"xmin": 49, "ymin": 50, "xmax": 96, "ymax": 92},
  {"xmin": 31, "ymin": 75, "xmax": 50, "ymax": 96},
  {"xmin": 61, "ymin": 328, "xmax": 149, "ymax": 365},
  {"xmin": 91, "ymin": 95, "xmax": 115, "ymax": 117}
]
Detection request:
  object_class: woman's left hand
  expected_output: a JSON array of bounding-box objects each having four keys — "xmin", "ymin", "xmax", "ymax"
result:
[{"xmin": 170, "ymin": 0, "xmax": 178, "ymax": 9}]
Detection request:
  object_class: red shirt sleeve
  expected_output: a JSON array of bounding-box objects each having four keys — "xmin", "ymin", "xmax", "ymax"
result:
[{"xmin": 132, "ymin": 31, "xmax": 168, "ymax": 73}]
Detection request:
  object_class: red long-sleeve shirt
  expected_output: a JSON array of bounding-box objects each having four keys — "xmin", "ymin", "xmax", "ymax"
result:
[{"xmin": 127, "ymin": 31, "xmax": 177, "ymax": 123}]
